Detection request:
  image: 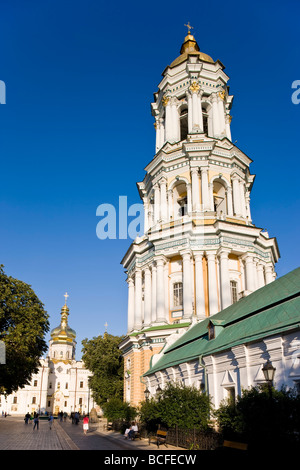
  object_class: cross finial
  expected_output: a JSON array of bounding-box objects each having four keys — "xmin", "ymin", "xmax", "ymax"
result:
[
  {"xmin": 64, "ymin": 292, "xmax": 69, "ymax": 305},
  {"xmin": 104, "ymin": 322, "xmax": 108, "ymax": 333},
  {"xmin": 184, "ymin": 22, "xmax": 194, "ymax": 34}
]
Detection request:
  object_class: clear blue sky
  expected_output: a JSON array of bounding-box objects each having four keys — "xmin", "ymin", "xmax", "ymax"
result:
[{"xmin": 0, "ymin": 0, "xmax": 299, "ymax": 359}]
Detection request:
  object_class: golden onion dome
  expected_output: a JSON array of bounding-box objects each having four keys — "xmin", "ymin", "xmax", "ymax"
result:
[
  {"xmin": 169, "ymin": 32, "xmax": 214, "ymax": 68},
  {"xmin": 50, "ymin": 300, "xmax": 76, "ymax": 341}
]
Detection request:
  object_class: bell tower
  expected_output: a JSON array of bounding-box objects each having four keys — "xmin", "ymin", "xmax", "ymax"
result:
[{"xmin": 119, "ymin": 27, "xmax": 279, "ymax": 406}]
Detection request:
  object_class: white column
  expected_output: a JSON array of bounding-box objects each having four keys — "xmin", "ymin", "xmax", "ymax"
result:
[
  {"xmin": 151, "ymin": 264, "xmax": 157, "ymax": 324},
  {"xmin": 191, "ymin": 167, "xmax": 201, "ymax": 212},
  {"xmin": 232, "ymin": 175, "xmax": 242, "ymax": 217},
  {"xmin": 143, "ymin": 197, "xmax": 149, "ymax": 233},
  {"xmin": 127, "ymin": 277, "xmax": 135, "ymax": 332},
  {"xmin": 171, "ymin": 97, "xmax": 180, "ymax": 141},
  {"xmin": 207, "ymin": 252, "xmax": 219, "ymax": 316},
  {"xmin": 187, "ymin": 91, "xmax": 193, "ymax": 134},
  {"xmin": 239, "ymin": 181, "xmax": 247, "ymax": 218},
  {"xmin": 194, "ymin": 252, "xmax": 206, "ymax": 320},
  {"xmin": 168, "ymin": 189, "xmax": 173, "ymax": 220},
  {"xmin": 164, "ymin": 97, "xmax": 173, "ymax": 143},
  {"xmin": 209, "ymin": 182, "xmax": 214, "ymax": 212},
  {"xmin": 211, "ymin": 93, "xmax": 220, "ymax": 137},
  {"xmin": 217, "ymin": 93, "xmax": 226, "ymax": 135},
  {"xmin": 134, "ymin": 269, "xmax": 143, "ymax": 330},
  {"xmin": 164, "ymin": 260, "xmax": 169, "ymax": 323},
  {"xmin": 187, "ymin": 183, "xmax": 192, "ymax": 215},
  {"xmin": 201, "ymin": 167, "xmax": 210, "ymax": 211},
  {"xmin": 226, "ymin": 187, "xmax": 233, "ymax": 217},
  {"xmin": 257, "ymin": 262, "xmax": 265, "ymax": 289},
  {"xmin": 265, "ymin": 264, "xmax": 274, "ymax": 284},
  {"xmin": 219, "ymin": 249, "xmax": 231, "ymax": 310},
  {"xmin": 144, "ymin": 267, "xmax": 152, "ymax": 326},
  {"xmin": 156, "ymin": 257, "xmax": 165, "ymax": 323},
  {"xmin": 155, "ymin": 118, "xmax": 165, "ymax": 152},
  {"xmin": 182, "ymin": 251, "xmax": 193, "ymax": 319},
  {"xmin": 244, "ymin": 254, "xmax": 256, "ymax": 293},
  {"xmin": 192, "ymin": 91, "xmax": 198, "ymax": 130},
  {"xmin": 153, "ymin": 183, "xmax": 160, "ymax": 223},
  {"xmin": 160, "ymin": 178, "xmax": 168, "ymax": 222},
  {"xmin": 225, "ymin": 114, "xmax": 232, "ymax": 141},
  {"xmin": 245, "ymin": 191, "xmax": 252, "ymax": 222}
]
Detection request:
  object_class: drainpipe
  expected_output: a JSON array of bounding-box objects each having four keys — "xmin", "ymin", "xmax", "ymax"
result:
[{"xmin": 199, "ymin": 355, "xmax": 208, "ymax": 395}]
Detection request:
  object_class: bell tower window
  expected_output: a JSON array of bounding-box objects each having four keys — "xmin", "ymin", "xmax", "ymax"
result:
[
  {"xmin": 178, "ymin": 197, "xmax": 187, "ymax": 216},
  {"xmin": 202, "ymin": 108, "xmax": 208, "ymax": 135},
  {"xmin": 180, "ymin": 108, "xmax": 188, "ymax": 141}
]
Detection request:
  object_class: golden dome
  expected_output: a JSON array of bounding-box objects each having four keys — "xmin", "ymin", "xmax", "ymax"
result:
[
  {"xmin": 50, "ymin": 301, "xmax": 76, "ymax": 341},
  {"xmin": 169, "ymin": 33, "xmax": 214, "ymax": 68}
]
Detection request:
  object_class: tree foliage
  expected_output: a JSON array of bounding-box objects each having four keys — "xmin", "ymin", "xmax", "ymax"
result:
[
  {"xmin": 0, "ymin": 265, "xmax": 49, "ymax": 395},
  {"xmin": 139, "ymin": 382, "xmax": 212, "ymax": 432},
  {"xmin": 81, "ymin": 333, "xmax": 124, "ymax": 406},
  {"xmin": 214, "ymin": 384, "xmax": 300, "ymax": 450},
  {"xmin": 102, "ymin": 397, "xmax": 137, "ymax": 423}
]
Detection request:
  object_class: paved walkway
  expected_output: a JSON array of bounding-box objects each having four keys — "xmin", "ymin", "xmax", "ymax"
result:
[{"xmin": 0, "ymin": 416, "xmax": 181, "ymax": 451}]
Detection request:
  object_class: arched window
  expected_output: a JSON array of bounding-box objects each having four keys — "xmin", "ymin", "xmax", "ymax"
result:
[
  {"xmin": 180, "ymin": 108, "xmax": 188, "ymax": 141},
  {"xmin": 213, "ymin": 180, "xmax": 227, "ymax": 217}
]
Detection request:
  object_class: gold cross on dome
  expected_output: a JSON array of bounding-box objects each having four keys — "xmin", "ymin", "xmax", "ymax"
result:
[
  {"xmin": 184, "ymin": 22, "xmax": 194, "ymax": 34},
  {"xmin": 64, "ymin": 292, "xmax": 69, "ymax": 305}
]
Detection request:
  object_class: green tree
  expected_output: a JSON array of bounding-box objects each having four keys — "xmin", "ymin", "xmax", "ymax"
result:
[
  {"xmin": 139, "ymin": 382, "xmax": 212, "ymax": 431},
  {"xmin": 0, "ymin": 265, "xmax": 49, "ymax": 395},
  {"xmin": 81, "ymin": 333, "xmax": 124, "ymax": 406}
]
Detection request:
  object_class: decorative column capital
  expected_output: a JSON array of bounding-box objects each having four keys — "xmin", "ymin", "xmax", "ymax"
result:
[
  {"xmin": 189, "ymin": 81, "xmax": 201, "ymax": 94},
  {"xmin": 191, "ymin": 166, "xmax": 200, "ymax": 175},
  {"xmin": 162, "ymin": 95, "xmax": 170, "ymax": 107},
  {"xmin": 127, "ymin": 276, "xmax": 134, "ymax": 286},
  {"xmin": 218, "ymin": 248, "xmax": 231, "ymax": 259},
  {"xmin": 206, "ymin": 251, "xmax": 217, "ymax": 261},
  {"xmin": 210, "ymin": 92, "xmax": 218, "ymax": 104},
  {"xmin": 218, "ymin": 90, "xmax": 226, "ymax": 101},
  {"xmin": 159, "ymin": 176, "xmax": 167, "ymax": 187},
  {"xmin": 194, "ymin": 251, "xmax": 204, "ymax": 261}
]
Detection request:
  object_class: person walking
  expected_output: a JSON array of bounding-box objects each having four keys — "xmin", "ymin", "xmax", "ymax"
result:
[
  {"xmin": 33, "ymin": 413, "xmax": 39, "ymax": 430},
  {"xmin": 48, "ymin": 413, "xmax": 54, "ymax": 430},
  {"xmin": 83, "ymin": 415, "xmax": 89, "ymax": 435}
]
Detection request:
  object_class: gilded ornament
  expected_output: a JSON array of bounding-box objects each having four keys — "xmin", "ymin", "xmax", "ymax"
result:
[
  {"xmin": 162, "ymin": 95, "xmax": 170, "ymax": 107},
  {"xmin": 218, "ymin": 90, "xmax": 225, "ymax": 100},
  {"xmin": 189, "ymin": 81, "xmax": 200, "ymax": 93}
]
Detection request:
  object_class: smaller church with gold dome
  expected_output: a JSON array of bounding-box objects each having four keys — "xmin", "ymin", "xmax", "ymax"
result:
[{"xmin": 0, "ymin": 294, "xmax": 98, "ymax": 417}]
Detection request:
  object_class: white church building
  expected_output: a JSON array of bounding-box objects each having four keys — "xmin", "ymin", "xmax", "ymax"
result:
[{"xmin": 0, "ymin": 295, "xmax": 96, "ymax": 417}]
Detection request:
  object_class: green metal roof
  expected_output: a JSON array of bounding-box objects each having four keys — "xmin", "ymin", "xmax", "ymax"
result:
[{"xmin": 144, "ymin": 267, "xmax": 300, "ymax": 376}]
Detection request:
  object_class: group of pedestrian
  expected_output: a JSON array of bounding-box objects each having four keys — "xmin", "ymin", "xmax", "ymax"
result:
[
  {"xmin": 124, "ymin": 422, "xmax": 139, "ymax": 440},
  {"xmin": 23, "ymin": 410, "xmax": 89, "ymax": 435}
]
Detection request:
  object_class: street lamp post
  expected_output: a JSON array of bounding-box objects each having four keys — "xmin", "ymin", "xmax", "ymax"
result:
[
  {"xmin": 144, "ymin": 387, "xmax": 150, "ymax": 402},
  {"xmin": 262, "ymin": 360, "xmax": 276, "ymax": 397}
]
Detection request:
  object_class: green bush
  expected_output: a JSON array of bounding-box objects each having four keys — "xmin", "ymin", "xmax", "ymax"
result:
[
  {"xmin": 102, "ymin": 397, "xmax": 137, "ymax": 423},
  {"xmin": 214, "ymin": 384, "xmax": 300, "ymax": 450},
  {"xmin": 139, "ymin": 382, "xmax": 212, "ymax": 432}
]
